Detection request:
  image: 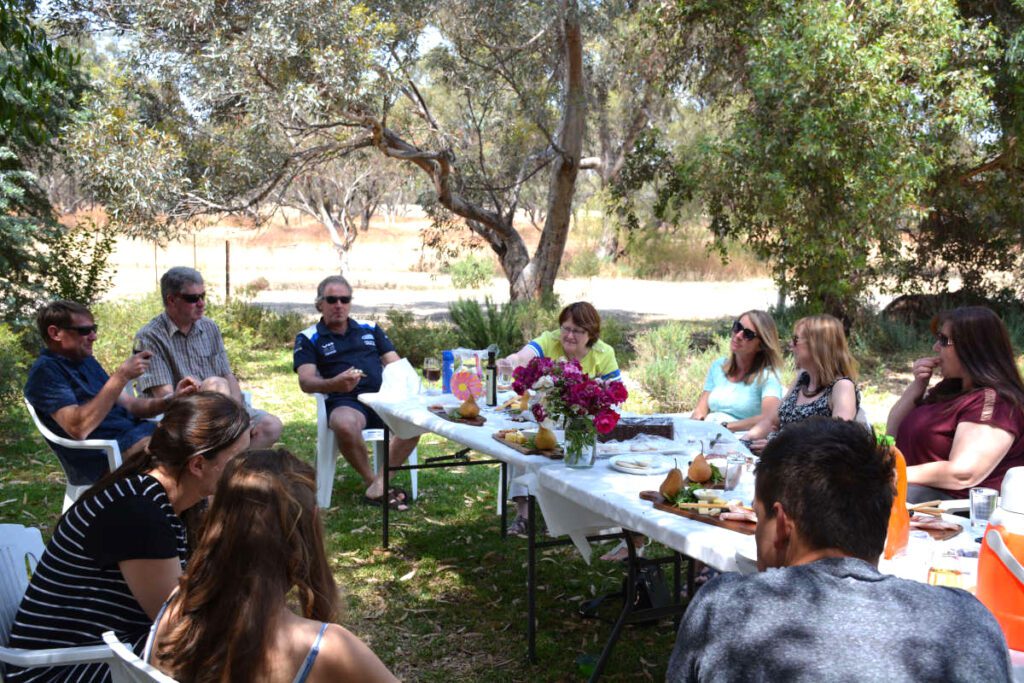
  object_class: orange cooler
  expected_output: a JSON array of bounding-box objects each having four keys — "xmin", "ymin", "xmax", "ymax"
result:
[{"xmin": 978, "ymin": 467, "xmax": 1024, "ymax": 649}]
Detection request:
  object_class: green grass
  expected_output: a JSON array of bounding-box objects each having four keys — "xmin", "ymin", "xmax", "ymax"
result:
[{"xmin": 0, "ymin": 347, "xmax": 678, "ymax": 682}]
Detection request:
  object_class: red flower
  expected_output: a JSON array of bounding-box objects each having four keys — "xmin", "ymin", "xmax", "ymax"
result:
[
  {"xmin": 594, "ymin": 408, "xmax": 620, "ymax": 434},
  {"xmin": 606, "ymin": 381, "xmax": 628, "ymax": 404}
]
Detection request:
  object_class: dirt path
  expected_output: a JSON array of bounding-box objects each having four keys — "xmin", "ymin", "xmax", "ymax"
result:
[{"xmin": 254, "ymin": 275, "xmax": 782, "ymax": 324}]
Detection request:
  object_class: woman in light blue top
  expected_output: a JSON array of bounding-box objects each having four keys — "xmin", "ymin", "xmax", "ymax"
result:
[
  {"xmin": 691, "ymin": 310, "xmax": 784, "ymax": 432},
  {"xmin": 147, "ymin": 449, "xmax": 397, "ymax": 683}
]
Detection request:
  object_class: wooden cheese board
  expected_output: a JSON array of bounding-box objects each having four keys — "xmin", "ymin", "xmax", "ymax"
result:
[
  {"xmin": 639, "ymin": 490, "xmax": 756, "ymax": 535},
  {"xmin": 491, "ymin": 432, "xmax": 563, "ymax": 459},
  {"xmin": 428, "ymin": 406, "xmax": 486, "ymax": 426}
]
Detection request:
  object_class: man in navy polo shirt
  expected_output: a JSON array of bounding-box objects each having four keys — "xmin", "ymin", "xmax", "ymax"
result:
[
  {"xmin": 24, "ymin": 300, "xmax": 199, "ymax": 483},
  {"xmin": 294, "ymin": 276, "xmax": 419, "ymax": 509}
]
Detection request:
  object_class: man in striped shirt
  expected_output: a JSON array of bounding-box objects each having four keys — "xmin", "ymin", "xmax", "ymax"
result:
[{"xmin": 134, "ymin": 266, "xmax": 283, "ymax": 448}]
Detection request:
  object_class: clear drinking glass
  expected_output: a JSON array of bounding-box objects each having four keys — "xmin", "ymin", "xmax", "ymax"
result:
[
  {"xmin": 422, "ymin": 357, "xmax": 442, "ymax": 395},
  {"xmin": 970, "ymin": 487, "xmax": 999, "ymax": 532},
  {"xmin": 496, "ymin": 359, "xmax": 514, "ymax": 390},
  {"xmin": 724, "ymin": 453, "xmax": 745, "ymax": 491}
]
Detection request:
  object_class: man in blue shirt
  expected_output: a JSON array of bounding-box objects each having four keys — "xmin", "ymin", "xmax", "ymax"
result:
[
  {"xmin": 24, "ymin": 301, "xmax": 199, "ymax": 483},
  {"xmin": 294, "ymin": 276, "xmax": 419, "ymax": 509}
]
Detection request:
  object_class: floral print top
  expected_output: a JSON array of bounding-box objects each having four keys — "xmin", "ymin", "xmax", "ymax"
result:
[{"xmin": 769, "ymin": 372, "xmax": 861, "ymax": 439}]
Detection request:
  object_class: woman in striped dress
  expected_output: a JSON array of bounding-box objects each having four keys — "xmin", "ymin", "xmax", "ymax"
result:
[{"xmin": 6, "ymin": 392, "xmax": 251, "ymax": 682}]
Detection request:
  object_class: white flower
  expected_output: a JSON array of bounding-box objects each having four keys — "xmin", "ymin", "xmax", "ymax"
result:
[{"xmin": 532, "ymin": 376, "xmax": 554, "ymax": 391}]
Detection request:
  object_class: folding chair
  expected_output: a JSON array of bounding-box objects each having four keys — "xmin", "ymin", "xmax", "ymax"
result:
[
  {"xmin": 23, "ymin": 399, "xmax": 123, "ymax": 512},
  {"xmin": 101, "ymin": 632, "xmax": 178, "ymax": 683},
  {"xmin": 0, "ymin": 524, "xmax": 118, "ymax": 676}
]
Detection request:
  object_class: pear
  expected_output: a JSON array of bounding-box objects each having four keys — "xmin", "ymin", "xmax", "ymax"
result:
[
  {"xmin": 659, "ymin": 460, "xmax": 684, "ymax": 499},
  {"xmin": 519, "ymin": 392, "xmax": 530, "ymax": 411},
  {"xmin": 534, "ymin": 425, "xmax": 558, "ymax": 450},
  {"xmin": 687, "ymin": 452, "xmax": 712, "ymax": 484},
  {"xmin": 459, "ymin": 396, "xmax": 480, "ymax": 419}
]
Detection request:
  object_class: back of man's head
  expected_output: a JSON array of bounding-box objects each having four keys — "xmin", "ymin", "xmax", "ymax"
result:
[
  {"xmin": 755, "ymin": 417, "xmax": 893, "ymax": 562},
  {"xmin": 36, "ymin": 300, "xmax": 91, "ymax": 343},
  {"xmin": 160, "ymin": 267, "xmax": 203, "ymax": 305}
]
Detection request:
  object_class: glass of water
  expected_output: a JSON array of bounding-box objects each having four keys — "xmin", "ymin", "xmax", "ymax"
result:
[{"xmin": 969, "ymin": 487, "xmax": 998, "ymax": 532}]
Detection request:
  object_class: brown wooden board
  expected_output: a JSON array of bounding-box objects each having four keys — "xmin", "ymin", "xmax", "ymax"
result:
[
  {"xmin": 428, "ymin": 406, "xmax": 486, "ymax": 426},
  {"xmin": 491, "ymin": 433, "xmax": 563, "ymax": 459},
  {"xmin": 639, "ymin": 490, "xmax": 756, "ymax": 535}
]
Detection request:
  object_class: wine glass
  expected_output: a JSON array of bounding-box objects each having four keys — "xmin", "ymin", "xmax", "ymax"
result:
[
  {"xmin": 496, "ymin": 358, "xmax": 514, "ymax": 390},
  {"xmin": 422, "ymin": 357, "xmax": 442, "ymax": 395}
]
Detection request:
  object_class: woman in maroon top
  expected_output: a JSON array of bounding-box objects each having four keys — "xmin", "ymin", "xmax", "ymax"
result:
[{"xmin": 887, "ymin": 306, "xmax": 1024, "ymax": 503}]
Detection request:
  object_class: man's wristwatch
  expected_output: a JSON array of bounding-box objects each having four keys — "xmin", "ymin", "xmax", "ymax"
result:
[{"xmin": 721, "ymin": 420, "xmax": 730, "ymax": 430}]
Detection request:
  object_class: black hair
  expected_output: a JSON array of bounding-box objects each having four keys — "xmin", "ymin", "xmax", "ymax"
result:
[{"xmin": 755, "ymin": 417, "xmax": 893, "ymax": 562}]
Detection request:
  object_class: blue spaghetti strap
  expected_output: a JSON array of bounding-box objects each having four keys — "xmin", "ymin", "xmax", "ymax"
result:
[
  {"xmin": 142, "ymin": 591, "xmax": 177, "ymax": 663},
  {"xmin": 292, "ymin": 622, "xmax": 330, "ymax": 683}
]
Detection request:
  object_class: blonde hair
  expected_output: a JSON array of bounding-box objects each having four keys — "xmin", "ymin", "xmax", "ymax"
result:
[
  {"xmin": 724, "ymin": 310, "xmax": 784, "ymax": 384},
  {"xmin": 794, "ymin": 314, "xmax": 859, "ymax": 385}
]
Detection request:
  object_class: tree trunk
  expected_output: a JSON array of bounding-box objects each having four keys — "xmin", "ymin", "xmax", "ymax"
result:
[{"xmin": 526, "ymin": 0, "xmax": 585, "ymax": 300}]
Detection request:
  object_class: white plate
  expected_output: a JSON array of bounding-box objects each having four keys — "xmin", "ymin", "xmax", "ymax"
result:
[{"xmin": 608, "ymin": 455, "xmax": 672, "ymax": 475}]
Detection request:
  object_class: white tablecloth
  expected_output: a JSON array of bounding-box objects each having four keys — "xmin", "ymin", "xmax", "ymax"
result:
[{"xmin": 529, "ymin": 419, "xmax": 754, "ymax": 564}]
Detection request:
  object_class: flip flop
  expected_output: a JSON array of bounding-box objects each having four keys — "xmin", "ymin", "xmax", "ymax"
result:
[{"xmin": 363, "ymin": 487, "xmax": 410, "ymax": 511}]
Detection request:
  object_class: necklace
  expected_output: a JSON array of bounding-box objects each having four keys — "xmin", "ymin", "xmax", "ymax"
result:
[{"xmin": 800, "ymin": 384, "xmax": 825, "ymax": 398}]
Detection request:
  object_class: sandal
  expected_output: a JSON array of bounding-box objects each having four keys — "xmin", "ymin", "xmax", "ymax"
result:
[
  {"xmin": 507, "ymin": 515, "xmax": 529, "ymax": 538},
  {"xmin": 599, "ymin": 539, "xmax": 646, "ymax": 562},
  {"xmin": 363, "ymin": 487, "xmax": 411, "ymax": 511}
]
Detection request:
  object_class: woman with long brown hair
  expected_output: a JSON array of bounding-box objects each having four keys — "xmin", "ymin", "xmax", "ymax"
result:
[
  {"xmin": 147, "ymin": 449, "xmax": 397, "ymax": 682},
  {"xmin": 7, "ymin": 392, "xmax": 251, "ymax": 683},
  {"xmin": 691, "ymin": 310, "xmax": 785, "ymax": 431},
  {"xmin": 887, "ymin": 306, "xmax": 1024, "ymax": 503},
  {"xmin": 744, "ymin": 314, "xmax": 860, "ymax": 453}
]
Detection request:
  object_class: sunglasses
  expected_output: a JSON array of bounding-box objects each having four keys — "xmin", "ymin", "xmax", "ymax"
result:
[
  {"xmin": 62, "ymin": 324, "xmax": 98, "ymax": 336},
  {"xmin": 732, "ymin": 320, "xmax": 758, "ymax": 341},
  {"xmin": 178, "ymin": 292, "xmax": 206, "ymax": 304},
  {"xmin": 791, "ymin": 335, "xmax": 804, "ymax": 347},
  {"xmin": 936, "ymin": 332, "xmax": 954, "ymax": 348},
  {"xmin": 323, "ymin": 295, "xmax": 352, "ymax": 305}
]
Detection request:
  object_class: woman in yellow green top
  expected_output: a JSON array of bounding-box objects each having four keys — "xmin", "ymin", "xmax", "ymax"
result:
[
  {"xmin": 499, "ymin": 301, "xmax": 621, "ymax": 382},
  {"xmin": 498, "ymin": 302, "xmax": 620, "ymax": 537}
]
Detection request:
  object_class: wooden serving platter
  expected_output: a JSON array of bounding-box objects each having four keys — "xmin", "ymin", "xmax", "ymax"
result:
[
  {"xmin": 639, "ymin": 490, "xmax": 756, "ymax": 535},
  {"xmin": 491, "ymin": 433, "xmax": 563, "ymax": 459},
  {"xmin": 428, "ymin": 406, "xmax": 486, "ymax": 426}
]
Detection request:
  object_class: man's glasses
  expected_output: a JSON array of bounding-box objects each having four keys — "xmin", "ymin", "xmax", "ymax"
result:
[
  {"xmin": 178, "ymin": 292, "xmax": 206, "ymax": 304},
  {"xmin": 323, "ymin": 295, "xmax": 352, "ymax": 305},
  {"xmin": 936, "ymin": 332, "xmax": 954, "ymax": 348},
  {"xmin": 732, "ymin": 320, "xmax": 758, "ymax": 341},
  {"xmin": 560, "ymin": 325, "xmax": 587, "ymax": 337},
  {"xmin": 62, "ymin": 324, "xmax": 98, "ymax": 336}
]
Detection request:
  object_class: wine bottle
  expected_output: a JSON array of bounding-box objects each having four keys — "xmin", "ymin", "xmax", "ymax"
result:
[{"xmin": 485, "ymin": 349, "xmax": 498, "ymax": 406}]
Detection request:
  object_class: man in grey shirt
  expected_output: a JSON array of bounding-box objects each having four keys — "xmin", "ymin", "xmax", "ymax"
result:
[
  {"xmin": 667, "ymin": 417, "xmax": 1010, "ymax": 683},
  {"xmin": 135, "ymin": 266, "xmax": 282, "ymax": 449}
]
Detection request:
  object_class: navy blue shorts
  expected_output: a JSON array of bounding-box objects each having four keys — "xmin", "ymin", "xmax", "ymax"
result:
[{"xmin": 325, "ymin": 395, "xmax": 384, "ymax": 430}]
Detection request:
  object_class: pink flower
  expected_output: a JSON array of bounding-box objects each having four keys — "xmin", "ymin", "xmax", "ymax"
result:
[
  {"xmin": 531, "ymin": 403, "xmax": 547, "ymax": 423},
  {"xmin": 606, "ymin": 381, "xmax": 628, "ymax": 404},
  {"xmin": 594, "ymin": 408, "xmax": 620, "ymax": 434}
]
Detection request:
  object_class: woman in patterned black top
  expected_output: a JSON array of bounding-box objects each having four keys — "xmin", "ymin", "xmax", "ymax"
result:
[
  {"xmin": 744, "ymin": 315, "xmax": 860, "ymax": 453},
  {"xmin": 6, "ymin": 392, "xmax": 250, "ymax": 683}
]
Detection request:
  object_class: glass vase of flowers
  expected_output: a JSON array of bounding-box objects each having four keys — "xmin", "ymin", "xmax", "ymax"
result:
[{"xmin": 512, "ymin": 357, "xmax": 628, "ymax": 468}]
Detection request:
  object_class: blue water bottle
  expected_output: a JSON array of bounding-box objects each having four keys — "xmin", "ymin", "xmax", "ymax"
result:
[{"xmin": 442, "ymin": 350, "xmax": 454, "ymax": 393}]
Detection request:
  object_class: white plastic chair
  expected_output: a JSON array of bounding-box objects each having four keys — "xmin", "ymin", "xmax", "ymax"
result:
[
  {"xmin": 315, "ymin": 393, "xmax": 418, "ymax": 508},
  {"xmin": 0, "ymin": 524, "xmax": 118, "ymax": 676},
  {"xmin": 23, "ymin": 399, "xmax": 123, "ymax": 512},
  {"xmin": 101, "ymin": 632, "xmax": 178, "ymax": 683}
]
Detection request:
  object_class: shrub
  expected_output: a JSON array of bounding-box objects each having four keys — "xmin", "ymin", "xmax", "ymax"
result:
[
  {"xmin": 0, "ymin": 324, "xmax": 32, "ymax": 427},
  {"xmin": 513, "ymin": 294, "xmax": 562, "ymax": 343},
  {"xmin": 630, "ymin": 321, "xmax": 728, "ymax": 413},
  {"xmin": 91, "ymin": 292, "xmax": 165, "ymax": 371},
  {"xmin": 448, "ymin": 253, "xmax": 495, "ymax": 289},
  {"xmin": 383, "ymin": 308, "xmax": 460, "ymax": 367},
  {"xmin": 46, "ymin": 220, "xmax": 117, "ymax": 306},
  {"xmin": 449, "ymin": 297, "xmax": 524, "ymax": 356},
  {"xmin": 563, "ymin": 250, "xmax": 602, "ymax": 277}
]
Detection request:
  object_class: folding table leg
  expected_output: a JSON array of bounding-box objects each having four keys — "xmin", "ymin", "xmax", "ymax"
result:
[
  {"xmin": 382, "ymin": 426, "xmax": 391, "ymax": 550},
  {"xmin": 527, "ymin": 494, "xmax": 538, "ymax": 664},
  {"xmin": 588, "ymin": 530, "xmax": 641, "ymax": 681},
  {"xmin": 500, "ymin": 462, "xmax": 509, "ymax": 538}
]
